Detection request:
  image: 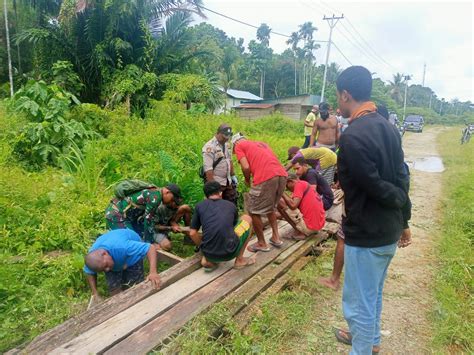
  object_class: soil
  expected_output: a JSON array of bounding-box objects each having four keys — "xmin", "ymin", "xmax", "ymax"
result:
[{"xmin": 302, "ymin": 127, "xmax": 445, "ymax": 353}]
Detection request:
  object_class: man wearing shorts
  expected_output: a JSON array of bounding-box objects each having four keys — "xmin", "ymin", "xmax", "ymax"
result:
[
  {"xmin": 189, "ymin": 181, "xmax": 254, "ymax": 270},
  {"xmin": 278, "ymin": 173, "xmax": 325, "ymax": 239},
  {"xmin": 83, "ymin": 229, "xmax": 160, "ymax": 300},
  {"xmin": 232, "ymin": 133, "xmax": 288, "ymax": 251}
]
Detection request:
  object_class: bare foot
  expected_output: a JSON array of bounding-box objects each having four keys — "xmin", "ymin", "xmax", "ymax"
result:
[
  {"xmin": 318, "ymin": 276, "xmax": 340, "ymax": 291},
  {"xmin": 234, "ymin": 256, "xmax": 256, "ymax": 269},
  {"xmin": 201, "ymin": 256, "xmax": 217, "ymax": 269}
]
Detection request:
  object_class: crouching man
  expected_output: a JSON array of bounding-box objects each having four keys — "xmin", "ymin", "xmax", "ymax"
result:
[
  {"xmin": 278, "ymin": 173, "xmax": 326, "ymax": 239},
  {"xmin": 84, "ymin": 229, "xmax": 161, "ymax": 302},
  {"xmin": 189, "ymin": 181, "xmax": 255, "ymax": 271}
]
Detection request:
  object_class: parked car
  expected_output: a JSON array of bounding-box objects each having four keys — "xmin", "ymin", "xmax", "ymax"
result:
[{"xmin": 403, "ymin": 115, "xmax": 424, "ymax": 133}]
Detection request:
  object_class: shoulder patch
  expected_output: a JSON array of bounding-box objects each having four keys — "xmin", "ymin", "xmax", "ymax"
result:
[{"xmin": 206, "ymin": 147, "xmax": 212, "ymax": 153}]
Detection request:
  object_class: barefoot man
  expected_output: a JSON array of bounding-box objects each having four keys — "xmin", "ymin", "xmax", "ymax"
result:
[{"xmin": 189, "ymin": 181, "xmax": 255, "ymax": 271}]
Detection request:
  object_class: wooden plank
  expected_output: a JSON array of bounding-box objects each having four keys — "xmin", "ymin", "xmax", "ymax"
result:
[
  {"xmin": 157, "ymin": 250, "xmax": 184, "ymax": 266},
  {"xmin": 273, "ymin": 240, "xmax": 306, "ymax": 264},
  {"xmin": 51, "ymin": 222, "xmax": 291, "ymax": 355},
  {"xmin": 104, "ymin": 224, "xmax": 297, "ymax": 355},
  {"xmin": 235, "ymin": 256, "xmax": 313, "ymax": 331},
  {"xmin": 22, "ymin": 253, "xmax": 202, "ymax": 354}
]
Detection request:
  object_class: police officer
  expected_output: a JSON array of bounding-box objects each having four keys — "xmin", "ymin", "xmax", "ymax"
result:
[{"xmin": 202, "ymin": 124, "xmax": 238, "ymax": 205}]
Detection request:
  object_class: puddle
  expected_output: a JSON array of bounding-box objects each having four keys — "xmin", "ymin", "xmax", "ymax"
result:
[{"xmin": 405, "ymin": 156, "xmax": 445, "ymax": 173}]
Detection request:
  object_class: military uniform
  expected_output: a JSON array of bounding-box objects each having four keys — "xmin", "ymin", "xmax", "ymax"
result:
[
  {"xmin": 105, "ymin": 189, "xmax": 162, "ymax": 243},
  {"xmin": 202, "ymin": 137, "xmax": 237, "ymax": 204}
]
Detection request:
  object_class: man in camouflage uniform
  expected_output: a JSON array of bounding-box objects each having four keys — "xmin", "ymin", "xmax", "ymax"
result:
[
  {"xmin": 105, "ymin": 183, "xmax": 189, "ymax": 251},
  {"xmin": 202, "ymin": 124, "xmax": 238, "ymax": 205}
]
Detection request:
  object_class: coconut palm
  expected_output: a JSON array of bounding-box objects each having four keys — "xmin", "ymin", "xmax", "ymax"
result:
[
  {"xmin": 389, "ymin": 73, "xmax": 404, "ymax": 104},
  {"xmin": 286, "ymin": 31, "xmax": 300, "ymax": 95}
]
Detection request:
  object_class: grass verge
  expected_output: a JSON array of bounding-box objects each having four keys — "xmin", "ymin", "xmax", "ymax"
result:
[{"xmin": 433, "ymin": 128, "xmax": 473, "ymax": 352}]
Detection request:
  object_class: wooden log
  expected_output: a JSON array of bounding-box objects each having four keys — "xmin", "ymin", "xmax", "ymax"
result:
[
  {"xmin": 273, "ymin": 240, "xmax": 305, "ymax": 264},
  {"xmin": 234, "ymin": 256, "xmax": 313, "ymax": 331},
  {"xmin": 22, "ymin": 253, "xmax": 202, "ymax": 354},
  {"xmin": 51, "ymin": 222, "xmax": 291, "ymax": 355},
  {"xmin": 104, "ymin": 224, "xmax": 297, "ymax": 355},
  {"xmin": 157, "ymin": 250, "xmax": 184, "ymax": 266}
]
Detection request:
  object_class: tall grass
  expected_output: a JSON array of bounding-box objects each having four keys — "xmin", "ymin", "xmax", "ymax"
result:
[{"xmin": 433, "ymin": 128, "xmax": 474, "ymax": 352}]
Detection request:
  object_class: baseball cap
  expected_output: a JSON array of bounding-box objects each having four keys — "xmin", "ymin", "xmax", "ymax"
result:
[
  {"xmin": 287, "ymin": 146, "xmax": 300, "ymax": 160},
  {"xmin": 231, "ymin": 132, "xmax": 245, "ymax": 145},
  {"xmin": 165, "ymin": 183, "xmax": 183, "ymax": 204},
  {"xmin": 217, "ymin": 124, "xmax": 233, "ymax": 136}
]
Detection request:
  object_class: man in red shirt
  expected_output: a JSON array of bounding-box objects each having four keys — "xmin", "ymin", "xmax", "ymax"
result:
[
  {"xmin": 278, "ymin": 173, "xmax": 325, "ymax": 239},
  {"xmin": 232, "ymin": 133, "xmax": 288, "ymax": 251}
]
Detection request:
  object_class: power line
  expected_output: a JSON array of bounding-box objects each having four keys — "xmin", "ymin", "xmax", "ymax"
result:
[
  {"xmin": 335, "ymin": 26, "xmax": 383, "ymax": 68},
  {"xmin": 332, "ymin": 42, "xmax": 353, "ymax": 65},
  {"xmin": 320, "ymin": 0, "xmax": 399, "ymax": 72},
  {"xmin": 199, "ymin": 5, "xmax": 290, "ymax": 38}
]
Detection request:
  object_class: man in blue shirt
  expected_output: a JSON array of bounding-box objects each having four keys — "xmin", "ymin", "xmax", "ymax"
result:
[{"xmin": 83, "ymin": 229, "xmax": 161, "ymax": 300}]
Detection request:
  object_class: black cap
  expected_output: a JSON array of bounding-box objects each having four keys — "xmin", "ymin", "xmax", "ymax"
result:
[
  {"xmin": 166, "ymin": 183, "xmax": 183, "ymax": 204},
  {"xmin": 218, "ymin": 124, "xmax": 233, "ymax": 136}
]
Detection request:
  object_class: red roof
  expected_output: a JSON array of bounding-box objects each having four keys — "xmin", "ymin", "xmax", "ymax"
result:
[{"xmin": 236, "ymin": 103, "xmax": 275, "ymax": 109}]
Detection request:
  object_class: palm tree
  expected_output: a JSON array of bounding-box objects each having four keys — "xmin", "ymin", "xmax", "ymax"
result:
[
  {"xmin": 286, "ymin": 31, "xmax": 300, "ymax": 95},
  {"xmin": 3, "ymin": 0, "xmax": 14, "ymax": 96},
  {"xmin": 389, "ymin": 73, "xmax": 404, "ymax": 104},
  {"xmin": 256, "ymin": 23, "xmax": 271, "ymax": 98},
  {"xmin": 256, "ymin": 23, "xmax": 271, "ymax": 46}
]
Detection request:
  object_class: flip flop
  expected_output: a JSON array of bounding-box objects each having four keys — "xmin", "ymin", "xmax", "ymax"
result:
[
  {"xmin": 333, "ymin": 327, "xmax": 352, "ymax": 346},
  {"xmin": 203, "ymin": 264, "xmax": 219, "ymax": 273},
  {"xmin": 247, "ymin": 243, "xmax": 271, "ymax": 253},
  {"xmin": 233, "ymin": 257, "xmax": 256, "ymax": 270},
  {"xmin": 269, "ymin": 239, "xmax": 284, "ymax": 248}
]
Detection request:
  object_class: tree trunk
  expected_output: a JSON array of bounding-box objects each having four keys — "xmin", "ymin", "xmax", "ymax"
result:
[
  {"xmin": 294, "ymin": 56, "xmax": 297, "ymax": 96},
  {"xmin": 4, "ymin": 0, "xmax": 14, "ymax": 96},
  {"xmin": 259, "ymin": 70, "xmax": 264, "ymax": 99}
]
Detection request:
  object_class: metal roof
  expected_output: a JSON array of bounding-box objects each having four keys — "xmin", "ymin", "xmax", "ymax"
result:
[{"xmin": 220, "ymin": 87, "xmax": 263, "ymax": 101}]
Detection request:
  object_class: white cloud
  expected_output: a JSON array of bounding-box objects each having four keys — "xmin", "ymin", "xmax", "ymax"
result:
[{"xmin": 196, "ymin": 0, "xmax": 473, "ymax": 102}]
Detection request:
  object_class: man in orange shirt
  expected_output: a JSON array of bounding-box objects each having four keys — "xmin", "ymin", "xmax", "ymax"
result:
[{"xmin": 232, "ymin": 133, "xmax": 288, "ymax": 251}]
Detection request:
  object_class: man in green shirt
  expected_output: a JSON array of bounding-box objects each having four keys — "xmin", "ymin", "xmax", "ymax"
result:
[
  {"xmin": 105, "ymin": 184, "xmax": 189, "ymax": 251},
  {"xmin": 303, "ymin": 105, "xmax": 319, "ymax": 148}
]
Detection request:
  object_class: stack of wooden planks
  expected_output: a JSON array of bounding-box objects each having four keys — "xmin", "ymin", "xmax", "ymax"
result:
[{"xmin": 10, "ymin": 221, "xmax": 337, "ymax": 354}]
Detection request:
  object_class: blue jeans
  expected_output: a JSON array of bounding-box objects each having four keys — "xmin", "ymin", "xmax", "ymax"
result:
[
  {"xmin": 342, "ymin": 242, "xmax": 397, "ymax": 355},
  {"xmin": 302, "ymin": 135, "xmax": 311, "ymax": 148}
]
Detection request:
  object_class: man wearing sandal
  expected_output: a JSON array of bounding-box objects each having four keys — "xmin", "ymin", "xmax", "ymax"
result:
[
  {"xmin": 231, "ymin": 133, "xmax": 288, "ymax": 252},
  {"xmin": 189, "ymin": 181, "xmax": 255, "ymax": 271},
  {"xmin": 278, "ymin": 173, "xmax": 325, "ymax": 239},
  {"xmin": 334, "ymin": 66, "xmax": 412, "ymax": 355}
]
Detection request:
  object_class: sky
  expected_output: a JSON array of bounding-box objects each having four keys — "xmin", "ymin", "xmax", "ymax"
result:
[{"xmin": 194, "ymin": 0, "xmax": 473, "ymax": 103}]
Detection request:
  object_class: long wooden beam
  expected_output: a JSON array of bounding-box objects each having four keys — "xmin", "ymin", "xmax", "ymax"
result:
[
  {"xmin": 106, "ymin": 227, "xmax": 326, "ymax": 355},
  {"xmin": 21, "ymin": 253, "xmax": 202, "ymax": 354},
  {"xmin": 104, "ymin": 224, "xmax": 297, "ymax": 355},
  {"xmin": 51, "ymin": 222, "xmax": 292, "ymax": 354}
]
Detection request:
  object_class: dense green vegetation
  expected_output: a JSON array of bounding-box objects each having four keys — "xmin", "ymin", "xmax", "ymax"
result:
[
  {"xmin": 433, "ymin": 129, "xmax": 473, "ymax": 352},
  {"xmin": 0, "ymin": 100, "xmax": 303, "ymax": 352},
  {"xmin": 1, "ymin": 1, "xmax": 473, "ymax": 121}
]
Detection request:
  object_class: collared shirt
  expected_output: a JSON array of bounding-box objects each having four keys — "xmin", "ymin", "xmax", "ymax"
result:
[{"xmin": 202, "ymin": 136, "xmax": 232, "ymax": 186}]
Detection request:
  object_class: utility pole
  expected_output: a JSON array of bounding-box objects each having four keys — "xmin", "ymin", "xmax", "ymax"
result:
[
  {"xmin": 429, "ymin": 92, "xmax": 433, "ymax": 109},
  {"xmin": 422, "ymin": 63, "xmax": 426, "ymax": 87},
  {"xmin": 439, "ymin": 99, "xmax": 444, "ymax": 115},
  {"xmin": 3, "ymin": 0, "xmax": 14, "ymax": 97},
  {"xmin": 402, "ymin": 75, "xmax": 411, "ymax": 120},
  {"xmin": 320, "ymin": 14, "xmax": 344, "ymax": 102}
]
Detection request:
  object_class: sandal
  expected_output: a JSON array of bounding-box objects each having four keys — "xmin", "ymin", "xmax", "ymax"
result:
[
  {"xmin": 333, "ymin": 327, "xmax": 352, "ymax": 345},
  {"xmin": 247, "ymin": 243, "xmax": 271, "ymax": 253},
  {"xmin": 203, "ymin": 264, "xmax": 218, "ymax": 273},
  {"xmin": 269, "ymin": 239, "xmax": 284, "ymax": 248},
  {"xmin": 233, "ymin": 257, "xmax": 256, "ymax": 270}
]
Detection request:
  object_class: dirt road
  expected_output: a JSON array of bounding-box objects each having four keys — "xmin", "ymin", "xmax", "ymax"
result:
[{"xmin": 300, "ymin": 127, "xmax": 444, "ymax": 353}]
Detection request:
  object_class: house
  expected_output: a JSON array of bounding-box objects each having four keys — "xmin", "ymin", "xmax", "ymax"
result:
[
  {"xmin": 234, "ymin": 94, "xmax": 322, "ymax": 120},
  {"xmin": 215, "ymin": 88, "xmax": 263, "ymax": 114}
]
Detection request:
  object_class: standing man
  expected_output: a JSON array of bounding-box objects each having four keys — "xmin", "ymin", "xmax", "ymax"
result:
[
  {"xmin": 309, "ymin": 102, "xmax": 340, "ymax": 150},
  {"xmin": 303, "ymin": 105, "xmax": 319, "ymax": 148},
  {"xmin": 202, "ymin": 124, "xmax": 238, "ymax": 205},
  {"xmin": 232, "ymin": 133, "xmax": 288, "ymax": 251},
  {"xmin": 83, "ymin": 229, "xmax": 160, "ymax": 300},
  {"xmin": 333, "ymin": 66, "xmax": 412, "ymax": 354}
]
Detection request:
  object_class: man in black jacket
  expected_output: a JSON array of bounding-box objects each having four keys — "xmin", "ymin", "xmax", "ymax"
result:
[{"xmin": 333, "ymin": 66, "xmax": 411, "ymax": 354}]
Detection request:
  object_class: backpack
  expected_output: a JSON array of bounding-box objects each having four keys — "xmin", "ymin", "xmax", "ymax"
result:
[
  {"xmin": 198, "ymin": 157, "xmax": 224, "ymax": 182},
  {"xmin": 114, "ymin": 179, "xmax": 157, "ymax": 199}
]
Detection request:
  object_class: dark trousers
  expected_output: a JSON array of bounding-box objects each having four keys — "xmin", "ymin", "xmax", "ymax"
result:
[
  {"xmin": 221, "ymin": 183, "xmax": 238, "ymax": 206},
  {"xmin": 302, "ymin": 135, "xmax": 311, "ymax": 148},
  {"xmin": 105, "ymin": 260, "xmax": 144, "ymax": 294}
]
